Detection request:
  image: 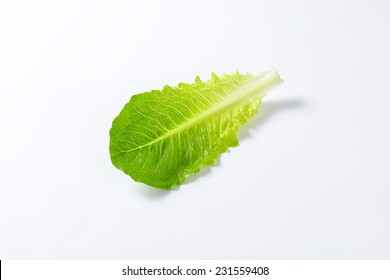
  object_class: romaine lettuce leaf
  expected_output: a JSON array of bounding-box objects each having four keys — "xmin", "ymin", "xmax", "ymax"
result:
[{"xmin": 109, "ymin": 70, "xmax": 282, "ymax": 189}]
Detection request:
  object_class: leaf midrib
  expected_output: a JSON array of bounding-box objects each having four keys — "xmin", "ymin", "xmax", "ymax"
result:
[{"xmin": 126, "ymin": 70, "xmax": 281, "ymax": 152}]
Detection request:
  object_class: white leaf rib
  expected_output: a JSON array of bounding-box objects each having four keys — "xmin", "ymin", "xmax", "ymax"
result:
[{"xmin": 125, "ymin": 70, "xmax": 281, "ymax": 153}]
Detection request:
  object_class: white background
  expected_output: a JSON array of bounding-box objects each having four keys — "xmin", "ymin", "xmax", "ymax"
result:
[{"xmin": 0, "ymin": 0, "xmax": 389, "ymax": 259}]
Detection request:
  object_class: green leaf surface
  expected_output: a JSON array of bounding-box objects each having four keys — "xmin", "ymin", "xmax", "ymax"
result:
[{"xmin": 109, "ymin": 70, "xmax": 282, "ymax": 189}]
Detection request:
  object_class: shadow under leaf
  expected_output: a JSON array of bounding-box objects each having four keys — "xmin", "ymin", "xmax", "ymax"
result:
[
  {"xmin": 182, "ymin": 99, "xmax": 305, "ymax": 187},
  {"xmin": 237, "ymin": 99, "xmax": 305, "ymax": 140},
  {"xmin": 134, "ymin": 99, "xmax": 304, "ymax": 196}
]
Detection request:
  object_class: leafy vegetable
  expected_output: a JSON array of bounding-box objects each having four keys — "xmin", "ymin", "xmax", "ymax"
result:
[{"xmin": 109, "ymin": 70, "xmax": 282, "ymax": 189}]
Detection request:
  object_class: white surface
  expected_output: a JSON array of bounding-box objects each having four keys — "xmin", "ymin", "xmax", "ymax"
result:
[{"xmin": 0, "ymin": 0, "xmax": 389, "ymax": 259}]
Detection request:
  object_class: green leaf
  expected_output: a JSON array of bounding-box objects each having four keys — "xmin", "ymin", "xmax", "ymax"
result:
[{"xmin": 109, "ymin": 70, "xmax": 282, "ymax": 190}]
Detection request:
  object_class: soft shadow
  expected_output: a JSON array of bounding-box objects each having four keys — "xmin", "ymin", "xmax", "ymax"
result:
[
  {"xmin": 133, "ymin": 182, "xmax": 172, "ymax": 198},
  {"xmin": 185, "ymin": 99, "xmax": 304, "ymax": 185},
  {"xmin": 134, "ymin": 99, "xmax": 304, "ymax": 196},
  {"xmin": 236, "ymin": 99, "xmax": 305, "ymax": 140}
]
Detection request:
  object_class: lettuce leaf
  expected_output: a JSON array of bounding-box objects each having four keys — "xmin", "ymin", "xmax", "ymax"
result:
[{"xmin": 109, "ymin": 70, "xmax": 282, "ymax": 189}]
